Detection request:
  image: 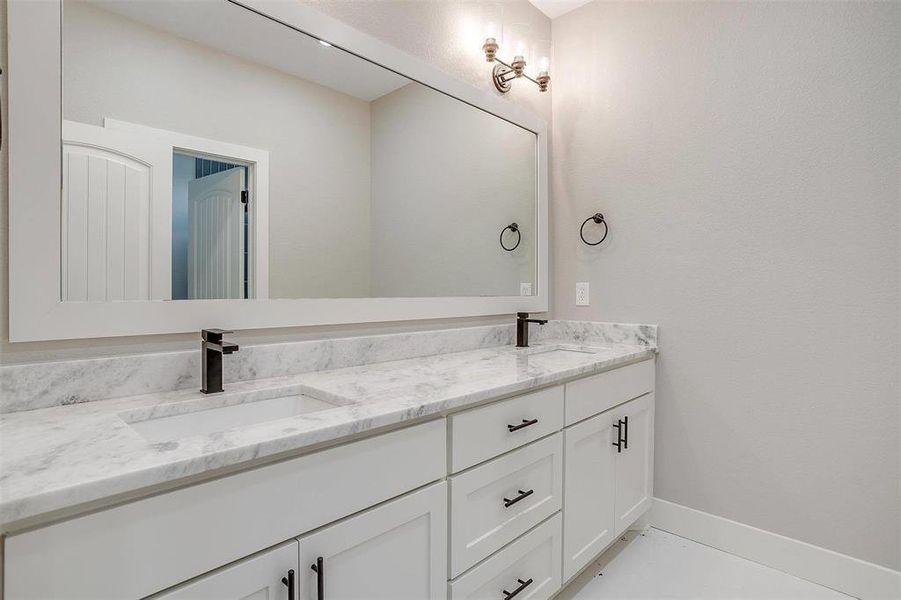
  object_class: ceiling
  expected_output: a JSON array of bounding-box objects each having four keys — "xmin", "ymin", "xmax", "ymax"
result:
[{"xmin": 527, "ymin": 0, "xmax": 593, "ymax": 20}]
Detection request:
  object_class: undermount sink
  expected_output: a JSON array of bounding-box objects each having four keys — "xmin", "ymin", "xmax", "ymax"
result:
[{"xmin": 124, "ymin": 387, "xmax": 342, "ymax": 443}]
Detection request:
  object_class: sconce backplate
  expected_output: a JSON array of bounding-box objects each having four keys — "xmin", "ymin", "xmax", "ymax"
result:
[{"xmin": 492, "ymin": 63, "xmax": 512, "ymax": 93}]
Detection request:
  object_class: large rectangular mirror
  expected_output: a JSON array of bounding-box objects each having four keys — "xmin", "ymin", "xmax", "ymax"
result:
[
  {"xmin": 61, "ymin": 0, "xmax": 536, "ymax": 301},
  {"xmin": 7, "ymin": 0, "xmax": 547, "ymax": 340}
]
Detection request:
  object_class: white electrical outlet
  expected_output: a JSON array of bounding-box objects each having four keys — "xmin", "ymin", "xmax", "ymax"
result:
[
  {"xmin": 576, "ymin": 282, "xmax": 590, "ymax": 306},
  {"xmin": 520, "ymin": 282, "xmax": 533, "ymax": 296}
]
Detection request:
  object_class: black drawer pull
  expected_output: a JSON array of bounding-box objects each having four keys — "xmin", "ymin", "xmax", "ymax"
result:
[
  {"xmin": 623, "ymin": 415, "xmax": 629, "ymax": 449},
  {"xmin": 507, "ymin": 418, "xmax": 538, "ymax": 432},
  {"xmin": 612, "ymin": 419, "xmax": 624, "ymax": 453},
  {"xmin": 310, "ymin": 556, "xmax": 324, "ymax": 600},
  {"xmin": 503, "ymin": 489, "xmax": 534, "ymax": 508},
  {"xmin": 503, "ymin": 578, "xmax": 533, "ymax": 600},
  {"xmin": 281, "ymin": 569, "xmax": 295, "ymax": 600}
]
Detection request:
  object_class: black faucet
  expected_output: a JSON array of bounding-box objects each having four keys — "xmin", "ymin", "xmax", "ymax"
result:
[
  {"xmin": 201, "ymin": 329, "xmax": 240, "ymax": 394},
  {"xmin": 516, "ymin": 312, "xmax": 548, "ymax": 348}
]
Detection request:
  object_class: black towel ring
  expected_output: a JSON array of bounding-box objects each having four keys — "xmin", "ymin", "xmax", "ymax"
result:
[
  {"xmin": 500, "ymin": 222, "xmax": 521, "ymax": 252},
  {"xmin": 580, "ymin": 213, "xmax": 608, "ymax": 246}
]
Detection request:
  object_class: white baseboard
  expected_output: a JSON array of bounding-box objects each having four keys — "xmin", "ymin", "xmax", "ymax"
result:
[{"xmin": 650, "ymin": 498, "xmax": 901, "ymax": 600}]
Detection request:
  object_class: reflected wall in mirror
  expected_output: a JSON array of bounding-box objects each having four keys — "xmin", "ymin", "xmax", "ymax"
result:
[{"xmin": 61, "ymin": 0, "xmax": 537, "ymax": 301}]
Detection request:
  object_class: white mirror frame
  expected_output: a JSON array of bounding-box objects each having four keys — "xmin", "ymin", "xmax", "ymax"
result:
[{"xmin": 7, "ymin": 0, "xmax": 548, "ymax": 342}]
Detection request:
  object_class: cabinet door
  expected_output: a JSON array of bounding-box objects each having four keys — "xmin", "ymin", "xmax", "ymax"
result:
[
  {"xmin": 297, "ymin": 482, "xmax": 447, "ymax": 600},
  {"xmin": 613, "ymin": 392, "xmax": 655, "ymax": 536},
  {"xmin": 562, "ymin": 412, "xmax": 615, "ymax": 582},
  {"xmin": 153, "ymin": 541, "xmax": 297, "ymax": 600}
]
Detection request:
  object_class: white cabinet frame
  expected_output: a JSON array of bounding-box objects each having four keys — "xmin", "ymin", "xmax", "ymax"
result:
[{"xmin": 7, "ymin": 0, "xmax": 549, "ymax": 341}]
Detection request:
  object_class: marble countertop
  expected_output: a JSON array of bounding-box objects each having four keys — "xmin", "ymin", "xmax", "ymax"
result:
[{"xmin": 0, "ymin": 340, "xmax": 655, "ymax": 530}]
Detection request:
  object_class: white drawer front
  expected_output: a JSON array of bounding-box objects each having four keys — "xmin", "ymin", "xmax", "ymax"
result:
[
  {"xmin": 449, "ymin": 514, "xmax": 562, "ymax": 600},
  {"xmin": 5, "ymin": 419, "xmax": 447, "ymax": 600},
  {"xmin": 449, "ymin": 385, "xmax": 563, "ymax": 472},
  {"xmin": 449, "ymin": 433, "xmax": 563, "ymax": 577},
  {"xmin": 564, "ymin": 358, "xmax": 655, "ymax": 426}
]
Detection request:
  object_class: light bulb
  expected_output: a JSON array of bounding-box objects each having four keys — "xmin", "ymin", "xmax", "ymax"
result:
[
  {"xmin": 504, "ymin": 23, "xmax": 530, "ymax": 59},
  {"xmin": 532, "ymin": 39, "xmax": 552, "ymax": 78}
]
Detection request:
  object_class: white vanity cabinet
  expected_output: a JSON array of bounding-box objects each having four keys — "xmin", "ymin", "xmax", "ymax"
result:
[
  {"xmin": 446, "ymin": 357, "xmax": 655, "ymax": 592},
  {"xmin": 3, "ymin": 357, "xmax": 656, "ymax": 600}
]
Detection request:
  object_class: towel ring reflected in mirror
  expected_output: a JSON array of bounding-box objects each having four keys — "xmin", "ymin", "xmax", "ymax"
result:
[
  {"xmin": 499, "ymin": 222, "xmax": 521, "ymax": 251},
  {"xmin": 580, "ymin": 213, "xmax": 608, "ymax": 246}
]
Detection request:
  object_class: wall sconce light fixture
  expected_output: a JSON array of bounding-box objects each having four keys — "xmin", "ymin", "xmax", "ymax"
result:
[{"xmin": 481, "ymin": 29, "xmax": 550, "ymax": 94}]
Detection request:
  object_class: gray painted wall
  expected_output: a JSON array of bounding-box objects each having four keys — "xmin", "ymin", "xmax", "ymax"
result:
[
  {"xmin": 552, "ymin": 0, "xmax": 900, "ymax": 569},
  {"xmin": 369, "ymin": 83, "xmax": 536, "ymax": 297}
]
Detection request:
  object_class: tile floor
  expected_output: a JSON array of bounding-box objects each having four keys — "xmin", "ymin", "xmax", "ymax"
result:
[{"xmin": 557, "ymin": 528, "xmax": 853, "ymax": 600}]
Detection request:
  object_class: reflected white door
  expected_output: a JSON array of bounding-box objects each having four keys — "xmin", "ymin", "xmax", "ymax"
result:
[
  {"xmin": 61, "ymin": 121, "xmax": 171, "ymax": 301},
  {"xmin": 187, "ymin": 168, "xmax": 245, "ymax": 299}
]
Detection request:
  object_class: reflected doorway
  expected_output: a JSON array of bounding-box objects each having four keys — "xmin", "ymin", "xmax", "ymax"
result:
[{"xmin": 172, "ymin": 152, "xmax": 250, "ymax": 300}]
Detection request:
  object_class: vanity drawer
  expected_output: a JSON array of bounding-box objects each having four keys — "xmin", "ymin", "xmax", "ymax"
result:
[
  {"xmin": 449, "ymin": 433, "xmax": 563, "ymax": 577},
  {"xmin": 449, "ymin": 385, "xmax": 563, "ymax": 472},
  {"xmin": 449, "ymin": 514, "xmax": 562, "ymax": 600},
  {"xmin": 5, "ymin": 419, "xmax": 446, "ymax": 600},
  {"xmin": 564, "ymin": 358, "xmax": 655, "ymax": 426}
]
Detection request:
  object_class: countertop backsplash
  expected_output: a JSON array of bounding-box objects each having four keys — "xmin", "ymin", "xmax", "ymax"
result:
[
  {"xmin": 0, "ymin": 321, "xmax": 657, "ymax": 414},
  {"xmin": 532, "ymin": 320, "xmax": 657, "ymax": 347}
]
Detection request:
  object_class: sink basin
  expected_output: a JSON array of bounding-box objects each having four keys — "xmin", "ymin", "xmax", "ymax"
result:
[{"xmin": 125, "ymin": 388, "xmax": 342, "ymax": 443}]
